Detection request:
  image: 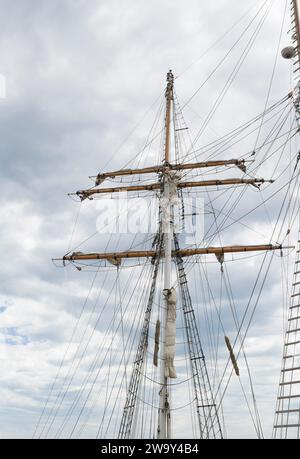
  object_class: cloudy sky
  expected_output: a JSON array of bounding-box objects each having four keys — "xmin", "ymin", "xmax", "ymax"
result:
[{"xmin": 0, "ymin": 0, "xmax": 298, "ymax": 439}]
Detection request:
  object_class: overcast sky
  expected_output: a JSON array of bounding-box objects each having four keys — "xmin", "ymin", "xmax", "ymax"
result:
[{"xmin": 0, "ymin": 0, "xmax": 298, "ymax": 439}]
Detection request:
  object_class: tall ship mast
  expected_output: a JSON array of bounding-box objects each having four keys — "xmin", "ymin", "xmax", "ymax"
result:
[
  {"xmin": 274, "ymin": 0, "xmax": 300, "ymax": 439},
  {"xmin": 34, "ymin": 1, "xmax": 300, "ymax": 439}
]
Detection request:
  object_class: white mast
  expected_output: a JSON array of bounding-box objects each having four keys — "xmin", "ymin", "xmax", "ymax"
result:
[{"xmin": 158, "ymin": 70, "xmax": 174, "ymax": 439}]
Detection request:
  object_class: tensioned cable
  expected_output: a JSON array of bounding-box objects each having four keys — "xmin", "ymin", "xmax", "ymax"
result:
[
  {"xmin": 180, "ymin": 95, "xmax": 291, "ymax": 165},
  {"xmin": 211, "ymin": 155, "xmax": 300, "ymax": 427},
  {"xmin": 183, "ymin": 0, "xmax": 274, "ymax": 157},
  {"xmin": 96, "ymin": 1, "xmax": 272, "ymax": 177},
  {"xmin": 58, "ymin": 263, "xmax": 152, "ymax": 438},
  {"xmin": 40, "ymin": 222, "xmax": 129, "ymax": 437},
  {"xmin": 54, "ymin": 245, "xmax": 153, "ymax": 436},
  {"xmin": 176, "ymin": 2, "xmax": 265, "ymax": 79},
  {"xmin": 55, "ymin": 188, "xmax": 159, "ymax": 438},
  {"xmin": 76, "ymin": 262, "xmax": 156, "ymax": 438},
  {"xmin": 203, "ymin": 109, "xmax": 296, "ymax": 245},
  {"xmin": 252, "ymin": 0, "xmax": 289, "ymax": 152},
  {"xmin": 180, "ymin": 0, "xmax": 271, "ymax": 111},
  {"xmin": 36, "ymin": 262, "xmax": 102, "ymax": 438},
  {"xmin": 180, "ymin": 99, "xmax": 292, "ymax": 169}
]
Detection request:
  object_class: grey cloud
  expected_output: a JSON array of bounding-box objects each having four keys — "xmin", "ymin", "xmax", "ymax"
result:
[{"xmin": 0, "ymin": 0, "xmax": 297, "ymax": 439}]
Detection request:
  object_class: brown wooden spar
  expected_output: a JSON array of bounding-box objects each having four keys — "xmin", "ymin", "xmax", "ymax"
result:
[
  {"xmin": 178, "ymin": 177, "xmax": 273, "ymax": 189},
  {"xmin": 76, "ymin": 183, "xmax": 161, "ymax": 198},
  {"xmin": 92, "ymin": 159, "xmax": 248, "ymax": 185},
  {"xmin": 56, "ymin": 244, "xmax": 293, "ymax": 262},
  {"xmin": 75, "ymin": 177, "xmax": 273, "ymax": 199}
]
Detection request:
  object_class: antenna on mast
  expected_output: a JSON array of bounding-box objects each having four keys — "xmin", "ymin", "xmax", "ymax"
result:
[
  {"xmin": 282, "ymin": 0, "xmax": 300, "ymax": 117},
  {"xmin": 282, "ymin": 0, "xmax": 300, "ymax": 59},
  {"xmin": 292, "ymin": 0, "xmax": 300, "ymax": 55}
]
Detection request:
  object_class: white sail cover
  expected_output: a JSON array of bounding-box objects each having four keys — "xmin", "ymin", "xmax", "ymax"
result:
[
  {"xmin": 165, "ymin": 288, "xmax": 177, "ymax": 379},
  {"xmin": 161, "ymin": 171, "xmax": 181, "ymax": 234}
]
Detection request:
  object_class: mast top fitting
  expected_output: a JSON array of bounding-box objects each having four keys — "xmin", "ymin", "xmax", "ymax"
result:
[{"xmin": 167, "ymin": 69, "xmax": 174, "ymax": 81}]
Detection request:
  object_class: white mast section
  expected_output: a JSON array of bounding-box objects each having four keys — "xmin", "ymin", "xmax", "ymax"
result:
[{"xmin": 158, "ymin": 70, "xmax": 176, "ymax": 440}]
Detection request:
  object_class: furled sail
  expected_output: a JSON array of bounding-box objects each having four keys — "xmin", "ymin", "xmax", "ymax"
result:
[{"xmin": 164, "ymin": 288, "xmax": 177, "ymax": 379}]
